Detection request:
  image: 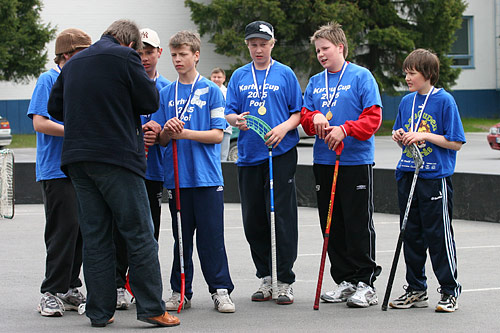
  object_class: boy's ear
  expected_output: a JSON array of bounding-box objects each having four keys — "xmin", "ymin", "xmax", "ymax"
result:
[{"xmin": 158, "ymin": 47, "xmax": 162, "ymax": 57}]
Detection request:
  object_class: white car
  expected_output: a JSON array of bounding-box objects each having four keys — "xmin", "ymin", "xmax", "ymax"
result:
[{"xmin": 0, "ymin": 116, "xmax": 12, "ymax": 149}]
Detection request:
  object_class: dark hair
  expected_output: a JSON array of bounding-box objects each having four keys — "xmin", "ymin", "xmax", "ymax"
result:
[
  {"xmin": 103, "ymin": 19, "xmax": 142, "ymax": 50},
  {"xmin": 403, "ymin": 48, "xmax": 440, "ymax": 85}
]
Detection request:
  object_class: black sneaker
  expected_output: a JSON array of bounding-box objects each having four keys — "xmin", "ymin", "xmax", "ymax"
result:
[
  {"xmin": 389, "ymin": 287, "xmax": 429, "ymax": 309},
  {"xmin": 435, "ymin": 293, "xmax": 458, "ymax": 312}
]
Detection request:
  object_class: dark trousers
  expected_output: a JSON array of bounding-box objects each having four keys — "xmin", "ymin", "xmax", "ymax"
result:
[
  {"xmin": 238, "ymin": 147, "xmax": 298, "ymax": 284},
  {"xmin": 168, "ymin": 186, "xmax": 234, "ymax": 298},
  {"xmin": 313, "ymin": 164, "xmax": 380, "ymax": 286},
  {"xmin": 67, "ymin": 162, "xmax": 165, "ymax": 325},
  {"xmin": 398, "ymin": 174, "xmax": 461, "ymax": 297},
  {"xmin": 40, "ymin": 178, "xmax": 82, "ymax": 294},
  {"xmin": 114, "ymin": 179, "xmax": 163, "ymax": 288}
]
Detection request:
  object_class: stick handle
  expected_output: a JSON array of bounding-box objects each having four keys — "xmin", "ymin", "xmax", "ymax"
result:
[
  {"xmin": 172, "ymin": 140, "xmax": 185, "ymax": 312},
  {"xmin": 268, "ymin": 147, "xmax": 278, "ymax": 299}
]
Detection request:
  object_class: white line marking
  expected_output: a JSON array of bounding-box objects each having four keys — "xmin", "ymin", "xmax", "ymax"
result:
[{"xmin": 462, "ymin": 287, "xmax": 500, "ymax": 293}]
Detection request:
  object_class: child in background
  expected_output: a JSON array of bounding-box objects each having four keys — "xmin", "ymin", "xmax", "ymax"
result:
[
  {"xmin": 210, "ymin": 67, "xmax": 232, "ymax": 161},
  {"xmin": 153, "ymin": 30, "xmax": 235, "ymax": 313},
  {"xmin": 390, "ymin": 48, "xmax": 465, "ymax": 313}
]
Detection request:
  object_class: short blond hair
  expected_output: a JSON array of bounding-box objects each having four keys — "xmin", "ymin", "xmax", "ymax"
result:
[
  {"xmin": 310, "ymin": 22, "xmax": 348, "ymax": 59},
  {"xmin": 169, "ymin": 30, "xmax": 201, "ymax": 54}
]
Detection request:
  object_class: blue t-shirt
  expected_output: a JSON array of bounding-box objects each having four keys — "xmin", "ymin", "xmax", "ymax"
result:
[
  {"xmin": 26, "ymin": 68, "xmax": 66, "ymax": 181},
  {"xmin": 225, "ymin": 61, "xmax": 302, "ymax": 166},
  {"xmin": 393, "ymin": 88, "xmax": 466, "ymax": 180},
  {"xmin": 152, "ymin": 76, "xmax": 226, "ymax": 189},
  {"xmin": 141, "ymin": 74, "xmax": 171, "ymax": 181},
  {"xmin": 303, "ymin": 63, "xmax": 382, "ymax": 165}
]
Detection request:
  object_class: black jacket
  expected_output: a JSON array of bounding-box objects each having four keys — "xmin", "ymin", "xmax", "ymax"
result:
[{"xmin": 48, "ymin": 35, "xmax": 159, "ymax": 177}]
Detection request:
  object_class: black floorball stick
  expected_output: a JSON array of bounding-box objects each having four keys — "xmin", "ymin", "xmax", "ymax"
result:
[{"xmin": 381, "ymin": 143, "xmax": 423, "ymax": 311}]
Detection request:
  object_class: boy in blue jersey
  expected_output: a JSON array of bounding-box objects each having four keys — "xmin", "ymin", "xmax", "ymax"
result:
[
  {"xmin": 225, "ymin": 21, "xmax": 302, "ymax": 305},
  {"xmin": 113, "ymin": 28, "xmax": 171, "ymax": 310},
  {"xmin": 390, "ymin": 49, "xmax": 465, "ymax": 313},
  {"xmin": 300, "ymin": 22, "xmax": 382, "ymax": 308},
  {"xmin": 27, "ymin": 28, "xmax": 91, "ymax": 317},
  {"xmin": 153, "ymin": 30, "xmax": 235, "ymax": 313}
]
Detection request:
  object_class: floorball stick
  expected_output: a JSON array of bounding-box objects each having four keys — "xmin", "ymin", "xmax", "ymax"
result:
[
  {"xmin": 172, "ymin": 139, "xmax": 186, "ymax": 313},
  {"xmin": 243, "ymin": 115, "xmax": 278, "ymax": 299},
  {"xmin": 0, "ymin": 149, "xmax": 15, "ymax": 219},
  {"xmin": 313, "ymin": 142, "xmax": 344, "ymax": 310},
  {"xmin": 381, "ymin": 143, "xmax": 423, "ymax": 311}
]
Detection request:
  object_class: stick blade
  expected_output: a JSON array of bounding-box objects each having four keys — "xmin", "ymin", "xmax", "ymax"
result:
[{"xmin": 408, "ymin": 143, "xmax": 423, "ymax": 169}]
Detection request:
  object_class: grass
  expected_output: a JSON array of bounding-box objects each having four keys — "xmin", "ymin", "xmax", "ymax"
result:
[
  {"xmin": 5, "ymin": 118, "xmax": 499, "ymax": 148},
  {"xmin": 376, "ymin": 118, "xmax": 500, "ymax": 136}
]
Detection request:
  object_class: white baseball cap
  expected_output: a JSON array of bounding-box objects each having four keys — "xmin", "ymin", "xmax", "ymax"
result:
[{"xmin": 140, "ymin": 28, "xmax": 160, "ymax": 48}]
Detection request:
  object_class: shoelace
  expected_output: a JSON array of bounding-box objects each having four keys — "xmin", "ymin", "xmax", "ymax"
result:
[{"xmin": 45, "ymin": 295, "xmax": 65, "ymax": 312}]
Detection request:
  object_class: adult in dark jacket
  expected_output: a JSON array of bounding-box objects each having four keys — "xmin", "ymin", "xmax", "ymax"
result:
[{"xmin": 47, "ymin": 19, "xmax": 179, "ymax": 328}]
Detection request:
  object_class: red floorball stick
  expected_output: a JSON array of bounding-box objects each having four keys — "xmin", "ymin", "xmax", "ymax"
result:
[
  {"xmin": 313, "ymin": 142, "xmax": 344, "ymax": 310},
  {"xmin": 172, "ymin": 139, "xmax": 186, "ymax": 313}
]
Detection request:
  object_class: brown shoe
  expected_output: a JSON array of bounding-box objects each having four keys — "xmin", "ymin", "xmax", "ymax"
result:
[
  {"xmin": 91, "ymin": 316, "xmax": 114, "ymax": 327},
  {"xmin": 139, "ymin": 311, "xmax": 180, "ymax": 327}
]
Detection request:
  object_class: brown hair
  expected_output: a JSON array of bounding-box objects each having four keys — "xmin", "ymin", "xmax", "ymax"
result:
[
  {"xmin": 103, "ymin": 19, "xmax": 142, "ymax": 50},
  {"xmin": 211, "ymin": 67, "xmax": 225, "ymax": 77},
  {"xmin": 310, "ymin": 22, "xmax": 348, "ymax": 59},
  {"xmin": 169, "ymin": 30, "xmax": 201, "ymax": 54},
  {"xmin": 403, "ymin": 48, "xmax": 440, "ymax": 85}
]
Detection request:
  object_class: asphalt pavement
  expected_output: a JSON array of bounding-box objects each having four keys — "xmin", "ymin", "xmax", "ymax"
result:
[{"xmin": 1, "ymin": 203, "xmax": 499, "ymax": 332}]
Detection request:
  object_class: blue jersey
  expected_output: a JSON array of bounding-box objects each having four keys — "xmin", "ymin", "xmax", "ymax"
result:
[
  {"xmin": 141, "ymin": 74, "xmax": 171, "ymax": 181},
  {"xmin": 393, "ymin": 88, "xmax": 466, "ymax": 180},
  {"xmin": 153, "ymin": 76, "xmax": 226, "ymax": 189},
  {"xmin": 225, "ymin": 61, "xmax": 302, "ymax": 166},
  {"xmin": 303, "ymin": 63, "xmax": 382, "ymax": 165},
  {"xmin": 27, "ymin": 68, "xmax": 66, "ymax": 181}
]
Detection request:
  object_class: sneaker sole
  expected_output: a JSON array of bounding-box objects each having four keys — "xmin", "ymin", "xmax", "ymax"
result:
[
  {"xmin": 276, "ymin": 299, "xmax": 294, "ymax": 305},
  {"xmin": 37, "ymin": 305, "xmax": 63, "ymax": 317},
  {"xmin": 389, "ymin": 300, "xmax": 429, "ymax": 309},
  {"xmin": 321, "ymin": 296, "xmax": 348, "ymax": 303},
  {"xmin": 346, "ymin": 299, "xmax": 378, "ymax": 308},
  {"xmin": 251, "ymin": 296, "xmax": 272, "ymax": 302},
  {"xmin": 139, "ymin": 318, "xmax": 180, "ymax": 327},
  {"xmin": 116, "ymin": 303, "xmax": 130, "ymax": 310},
  {"xmin": 435, "ymin": 304, "xmax": 458, "ymax": 312}
]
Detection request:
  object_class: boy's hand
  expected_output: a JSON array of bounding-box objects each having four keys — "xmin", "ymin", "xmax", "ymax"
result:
[
  {"xmin": 392, "ymin": 128, "xmax": 405, "ymax": 142},
  {"xmin": 265, "ymin": 122, "xmax": 288, "ymax": 148},
  {"xmin": 143, "ymin": 120, "xmax": 162, "ymax": 134},
  {"xmin": 313, "ymin": 113, "xmax": 329, "ymax": 139},
  {"xmin": 164, "ymin": 117, "xmax": 185, "ymax": 135},
  {"xmin": 324, "ymin": 126, "xmax": 345, "ymax": 151},
  {"xmin": 401, "ymin": 131, "xmax": 426, "ymax": 146},
  {"xmin": 143, "ymin": 130, "xmax": 158, "ymax": 146},
  {"xmin": 235, "ymin": 112, "xmax": 250, "ymax": 131}
]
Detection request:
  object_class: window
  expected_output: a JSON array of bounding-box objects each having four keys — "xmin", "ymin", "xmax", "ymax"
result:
[{"xmin": 449, "ymin": 16, "xmax": 473, "ymax": 68}]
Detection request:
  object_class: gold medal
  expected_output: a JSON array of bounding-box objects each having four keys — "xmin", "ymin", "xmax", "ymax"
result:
[
  {"xmin": 258, "ymin": 105, "xmax": 267, "ymax": 115},
  {"xmin": 326, "ymin": 110, "xmax": 333, "ymax": 120}
]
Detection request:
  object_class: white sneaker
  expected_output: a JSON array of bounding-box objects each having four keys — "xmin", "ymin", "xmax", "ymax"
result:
[
  {"xmin": 116, "ymin": 287, "xmax": 130, "ymax": 310},
  {"xmin": 276, "ymin": 281, "xmax": 294, "ymax": 305},
  {"xmin": 165, "ymin": 291, "xmax": 191, "ymax": 311},
  {"xmin": 38, "ymin": 292, "xmax": 65, "ymax": 317},
  {"xmin": 251, "ymin": 276, "xmax": 272, "ymax": 301},
  {"xmin": 321, "ymin": 281, "xmax": 356, "ymax": 303},
  {"xmin": 347, "ymin": 281, "xmax": 378, "ymax": 308},
  {"xmin": 211, "ymin": 289, "xmax": 235, "ymax": 313},
  {"xmin": 57, "ymin": 288, "xmax": 86, "ymax": 311}
]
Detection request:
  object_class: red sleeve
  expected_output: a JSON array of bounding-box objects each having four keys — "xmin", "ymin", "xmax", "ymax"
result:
[
  {"xmin": 300, "ymin": 107, "xmax": 321, "ymax": 136},
  {"xmin": 341, "ymin": 105, "xmax": 382, "ymax": 141}
]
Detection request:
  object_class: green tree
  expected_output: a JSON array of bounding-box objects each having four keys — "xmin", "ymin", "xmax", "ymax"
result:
[
  {"xmin": 0, "ymin": 0, "xmax": 56, "ymax": 83},
  {"xmin": 185, "ymin": 0, "xmax": 466, "ymax": 93}
]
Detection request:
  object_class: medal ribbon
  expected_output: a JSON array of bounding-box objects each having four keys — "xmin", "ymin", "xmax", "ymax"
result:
[
  {"xmin": 251, "ymin": 59, "xmax": 274, "ymax": 107},
  {"xmin": 410, "ymin": 86, "xmax": 434, "ymax": 132},
  {"xmin": 324, "ymin": 61, "xmax": 348, "ymax": 110},
  {"xmin": 175, "ymin": 73, "xmax": 201, "ymax": 121}
]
